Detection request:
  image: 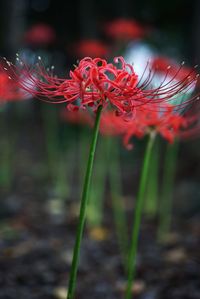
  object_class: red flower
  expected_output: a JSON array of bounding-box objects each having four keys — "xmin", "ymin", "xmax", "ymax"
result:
[
  {"xmin": 105, "ymin": 18, "xmax": 146, "ymax": 41},
  {"xmin": 0, "ymin": 70, "xmax": 27, "ymax": 103},
  {"xmin": 99, "ymin": 104, "xmax": 200, "ymax": 149},
  {"xmin": 2, "ymin": 56, "xmax": 199, "ymax": 117},
  {"xmin": 70, "ymin": 39, "xmax": 109, "ymax": 58},
  {"xmin": 24, "ymin": 23, "xmax": 56, "ymax": 46}
]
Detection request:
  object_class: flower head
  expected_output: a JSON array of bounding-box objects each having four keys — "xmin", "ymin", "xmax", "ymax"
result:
[{"xmin": 1, "ymin": 55, "xmax": 199, "ymax": 117}]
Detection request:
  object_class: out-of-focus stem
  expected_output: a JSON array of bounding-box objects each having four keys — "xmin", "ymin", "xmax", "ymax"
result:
[
  {"xmin": 107, "ymin": 138, "xmax": 128, "ymax": 269},
  {"xmin": 125, "ymin": 132, "xmax": 155, "ymax": 299},
  {"xmin": 43, "ymin": 105, "xmax": 69, "ymax": 199},
  {"xmin": 144, "ymin": 137, "xmax": 159, "ymax": 218},
  {"xmin": 157, "ymin": 140, "xmax": 179, "ymax": 242},
  {"xmin": 87, "ymin": 135, "xmax": 106, "ymax": 227}
]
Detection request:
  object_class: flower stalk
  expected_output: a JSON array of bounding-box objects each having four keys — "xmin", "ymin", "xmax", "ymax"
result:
[
  {"xmin": 87, "ymin": 135, "xmax": 107, "ymax": 227},
  {"xmin": 125, "ymin": 132, "xmax": 155, "ymax": 299},
  {"xmin": 67, "ymin": 105, "xmax": 102, "ymax": 299},
  {"xmin": 157, "ymin": 140, "xmax": 179, "ymax": 242},
  {"xmin": 144, "ymin": 137, "xmax": 159, "ymax": 218},
  {"xmin": 107, "ymin": 137, "xmax": 128, "ymax": 269}
]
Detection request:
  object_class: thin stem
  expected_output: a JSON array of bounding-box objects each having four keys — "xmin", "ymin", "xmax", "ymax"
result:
[
  {"xmin": 157, "ymin": 140, "xmax": 179, "ymax": 242},
  {"xmin": 125, "ymin": 133, "xmax": 155, "ymax": 299},
  {"xmin": 0, "ymin": 112, "xmax": 15, "ymax": 191},
  {"xmin": 87, "ymin": 135, "xmax": 106, "ymax": 227},
  {"xmin": 43, "ymin": 105, "xmax": 69, "ymax": 199},
  {"xmin": 67, "ymin": 105, "xmax": 102, "ymax": 299},
  {"xmin": 144, "ymin": 137, "xmax": 159, "ymax": 218},
  {"xmin": 108, "ymin": 138, "xmax": 128, "ymax": 269}
]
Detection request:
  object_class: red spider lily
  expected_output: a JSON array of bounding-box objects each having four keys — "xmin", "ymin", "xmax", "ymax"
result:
[
  {"xmin": 70, "ymin": 39, "xmax": 109, "ymax": 58},
  {"xmin": 99, "ymin": 104, "xmax": 200, "ymax": 149},
  {"xmin": 60, "ymin": 108, "xmax": 94, "ymax": 127},
  {"xmin": 0, "ymin": 70, "xmax": 27, "ymax": 103},
  {"xmin": 24, "ymin": 23, "xmax": 56, "ymax": 46},
  {"xmin": 104, "ymin": 18, "xmax": 146, "ymax": 41},
  {"xmin": 1, "ymin": 56, "xmax": 199, "ymax": 116}
]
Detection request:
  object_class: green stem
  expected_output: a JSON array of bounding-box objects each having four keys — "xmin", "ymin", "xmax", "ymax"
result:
[
  {"xmin": 157, "ymin": 140, "xmax": 179, "ymax": 242},
  {"xmin": 67, "ymin": 105, "xmax": 102, "ymax": 299},
  {"xmin": 87, "ymin": 135, "xmax": 106, "ymax": 227},
  {"xmin": 43, "ymin": 105, "xmax": 69, "ymax": 199},
  {"xmin": 108, "ymin": 138, "xmax": 128, "ymax": 269},
  {"xmin": 125, "ymin": 133, "xmax": 155, "ymax": 299},
  {"xmin": 0, "ymin": 112, "xmax": 15, "ymax": 191},
  {"xmin": 144, "ymin": 137, "xmax": 159, "ymax": 218}
]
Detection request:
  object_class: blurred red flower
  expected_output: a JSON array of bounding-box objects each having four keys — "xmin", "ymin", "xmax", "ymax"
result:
[
  {"xmin": 60, "ymin": 108, "xmax": 93, "ymax": 127},
  {"xmin": 100, "ymin": 104, "xmax": 200, "ymax": 149},
  {"xmin": 105, "ymin": 18, "xmax": 146, "ymax": 41},
  {"xmin": 151, "ymin": 56, "xmax": 196, "ymax": 82},
  {"xmin": 24, "ymin": 23, "xmax": 56, "ymax": 46},
  {"xmin": 71, "ymin": 39, "xmax": 109, "ymax": 58},
  {"xmin": 0, "ymin": 70, "xmax": 27, "ymax": 103}
]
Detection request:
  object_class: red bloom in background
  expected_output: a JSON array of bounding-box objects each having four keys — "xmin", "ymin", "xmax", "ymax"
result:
[
  {"xmin": 105, "ymin": 18, "xmax": 146, "ymax": 41},
  {"xmin": 70, "ymin": 40, "xmax": 109, "ymax": 58},
  {"xmin": 0, "ymin": 70, "xmax": 27, "ymax": 103},
  {"xmin": 100, "ymin": 110, "xmax": 144, "ymax": 141},
  {"xmin": 99, "ymin": 104, "xmax": 200, "ymax": 149},
  {"xmin": 60, "ymin": 108, "xmax": 93, "ymax": 127},
  {"xmin": 24, "ymin": 23, "xmax": 56, "ymax": 46},
  {"xmin": 151, "ymin": 56, "xmax": 196, "ymax": 82}
]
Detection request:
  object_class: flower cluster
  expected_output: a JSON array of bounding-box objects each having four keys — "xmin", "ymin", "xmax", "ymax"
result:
[{"xmin": 3, "ymin": 56, "xmax": 199, "ymax": 118}]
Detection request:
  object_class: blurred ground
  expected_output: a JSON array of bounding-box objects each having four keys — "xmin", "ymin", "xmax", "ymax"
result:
[{"xmin": 0, "ymin": 107, "xmax": 200, "ymax": 299}]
